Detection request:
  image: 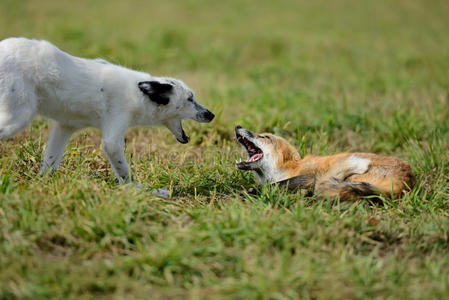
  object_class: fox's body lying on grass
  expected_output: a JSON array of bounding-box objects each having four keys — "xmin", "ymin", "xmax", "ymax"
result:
[{"xmin": 235, "ymin": 126, "xmax": 415, "ymax": 200}]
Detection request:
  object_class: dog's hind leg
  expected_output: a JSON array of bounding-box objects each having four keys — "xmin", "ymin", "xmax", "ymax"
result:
[
  {"xmin": 0, "ymin": 79, "xmax": 37, "ymax": 140},
  {"xmin": 41, "ymin": 122, "xmax": 76, "ymax": 174}
]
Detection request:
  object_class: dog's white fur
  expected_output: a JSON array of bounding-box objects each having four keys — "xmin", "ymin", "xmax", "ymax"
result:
[{"xmin": 0, "ymin": 37, "xmax": 214, "ymax": 192}]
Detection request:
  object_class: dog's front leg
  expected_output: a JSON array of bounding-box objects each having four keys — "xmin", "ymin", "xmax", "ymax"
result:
[
  {"xmin": 101, "ymin": 122, "xmax": 170, "ymax": 197},
  {"xmin": 102, "ymin": 129, "xmax": 132, "ymax": 184},
  {"xmin": 41, "ymin": 122, "xmax": 75, "ymax": 175}
]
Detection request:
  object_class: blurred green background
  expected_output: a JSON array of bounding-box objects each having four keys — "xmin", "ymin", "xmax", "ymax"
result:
[
  {"xmin": 1, "ymin": 0, "xmax": 449, "ymax": 299},
  {"xmin": 2, "ymin": 0, "xmax": 447, "ymax": 153}
]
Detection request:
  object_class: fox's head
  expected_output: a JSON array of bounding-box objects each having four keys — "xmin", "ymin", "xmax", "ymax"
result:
[
  {"xmin": 234, "ymin": 126, "xmax": 301, "ymax": 183},
  {"xmin": 138, "ymin": 78, "xmax": 214, "ymax": 143}
]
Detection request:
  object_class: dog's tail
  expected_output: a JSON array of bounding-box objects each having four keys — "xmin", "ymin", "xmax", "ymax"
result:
[{"xmin": 315, "ymin": 177, "xmax": 379, "ymax": 201}]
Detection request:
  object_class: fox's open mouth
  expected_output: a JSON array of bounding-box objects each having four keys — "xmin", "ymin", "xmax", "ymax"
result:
[{"xmin": 235, "ymin": 128, "xmax": 263, "ymax": 170}]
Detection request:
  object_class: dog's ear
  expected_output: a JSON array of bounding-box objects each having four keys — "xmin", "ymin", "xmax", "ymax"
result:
[{"xmin": 138, "ymin": 81, "xmax": 173, "ymax": 105}]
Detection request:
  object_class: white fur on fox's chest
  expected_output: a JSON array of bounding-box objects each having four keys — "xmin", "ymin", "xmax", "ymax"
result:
[{"xmin": 254, "ymin": 159, "xmax": 288, "ymax": 184}]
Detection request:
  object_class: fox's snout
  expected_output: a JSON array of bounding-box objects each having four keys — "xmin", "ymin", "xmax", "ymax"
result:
[{"xmin": 235, "ymin": 125, "xmax": 255, "ymax": 139}]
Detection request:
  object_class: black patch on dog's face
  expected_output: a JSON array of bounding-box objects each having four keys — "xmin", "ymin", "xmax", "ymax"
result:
[{"xmin": 138, "ymin": 81, "xmax": 173, "ymax": 105}]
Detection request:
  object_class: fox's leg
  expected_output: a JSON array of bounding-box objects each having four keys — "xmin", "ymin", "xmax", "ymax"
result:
[
  {"xmin": 41, "ymin": 122, "xmax": 76, "ymax": 174},
  {"xmin": 314, "ymin": 178, "xmax": 378, "ymax": 201},
  {"xmin": 314, "ymin": 155, "xmax": 373, "ymax": 200},
  {"xmin": 363, "ymin": 176, "xmax": 415, "ymax": 200},
  {"xmin": 320, "ymin": 155, "xmax": 371, "ymax": 182}
]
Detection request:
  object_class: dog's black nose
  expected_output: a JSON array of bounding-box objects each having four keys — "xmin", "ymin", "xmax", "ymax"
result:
[
  {"xmin": 204, "ymin": 110, "xmax": 215, "ymax": 122},
  {"xmin": 235, "ymin": 125, "xmax": 242, "ymax": 130}
]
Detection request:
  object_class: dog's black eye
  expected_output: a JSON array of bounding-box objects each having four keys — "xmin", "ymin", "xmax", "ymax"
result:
[{"xmin": 188, "ymin": 97, "xmax": 194, "ymax": 102}]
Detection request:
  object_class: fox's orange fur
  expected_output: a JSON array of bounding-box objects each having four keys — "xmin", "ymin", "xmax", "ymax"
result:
[{"xmin": 235, "ymin": 126, "xmax": 416, "ymax": 201}]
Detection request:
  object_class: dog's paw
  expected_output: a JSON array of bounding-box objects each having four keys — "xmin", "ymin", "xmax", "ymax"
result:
[
  {"xmin": 131, "ymin": 183, "xmax": 170, "ymax": 198},
  {"xmin": 151, "ymin": 188, "xmax": 171, "ymax": 198},
  {"xmin": 347, "ymin": 156, "xmax": 371, "ymax": 174}
]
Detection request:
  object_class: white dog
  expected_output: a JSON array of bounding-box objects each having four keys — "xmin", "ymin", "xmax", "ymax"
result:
[{"xmin": 0, "ymin": 37, "xmax": 214, "ymax": 192}]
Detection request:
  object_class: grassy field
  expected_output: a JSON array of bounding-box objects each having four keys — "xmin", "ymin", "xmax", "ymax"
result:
[{"xmin": 1, "ymin": 0, "xmax": 449, "ymax": 298}]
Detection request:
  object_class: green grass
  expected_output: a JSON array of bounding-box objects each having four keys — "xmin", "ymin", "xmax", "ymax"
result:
[{"xmin": 1, "ymin": 0, "xmax": 449, "ymax": 298}]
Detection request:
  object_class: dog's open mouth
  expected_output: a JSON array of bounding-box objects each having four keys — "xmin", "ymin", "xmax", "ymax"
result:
[
  {"xmin": 178, "ymin": 125, "xmax": 189, "ymax": 144},
  {"xmin": 235, "ymin": 131, "xmax": 263, "ymax": 169}
]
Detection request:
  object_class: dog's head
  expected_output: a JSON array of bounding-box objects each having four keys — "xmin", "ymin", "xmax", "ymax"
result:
[
  {"xmin": 234, "ymin": 126, "xmax": 300, "ymax": 183},
  {"xmin": 138, "ymin": 78, "xmax": 214, "ymax": 143}
]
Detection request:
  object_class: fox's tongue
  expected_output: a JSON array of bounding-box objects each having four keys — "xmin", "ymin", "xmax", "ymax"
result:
[{"xmin": 249, "ymin": 153, "xmax": 263, "ymax": 162}]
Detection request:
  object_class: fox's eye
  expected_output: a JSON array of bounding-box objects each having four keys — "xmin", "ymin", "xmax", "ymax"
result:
[{"xmin": 259, "ymin": 135, "xmax": 268, "ymax": 139}]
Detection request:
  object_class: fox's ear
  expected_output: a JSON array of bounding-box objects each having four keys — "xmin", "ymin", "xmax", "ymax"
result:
[{"xmin": 138, "ymin": 81, "xmax": 173, "ymax": 105}]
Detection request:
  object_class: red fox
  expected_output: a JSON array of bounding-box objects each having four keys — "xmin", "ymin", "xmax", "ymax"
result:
[{"xmin": 235, "ymin": 126, "xmax": 415, "ymax": 201}]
